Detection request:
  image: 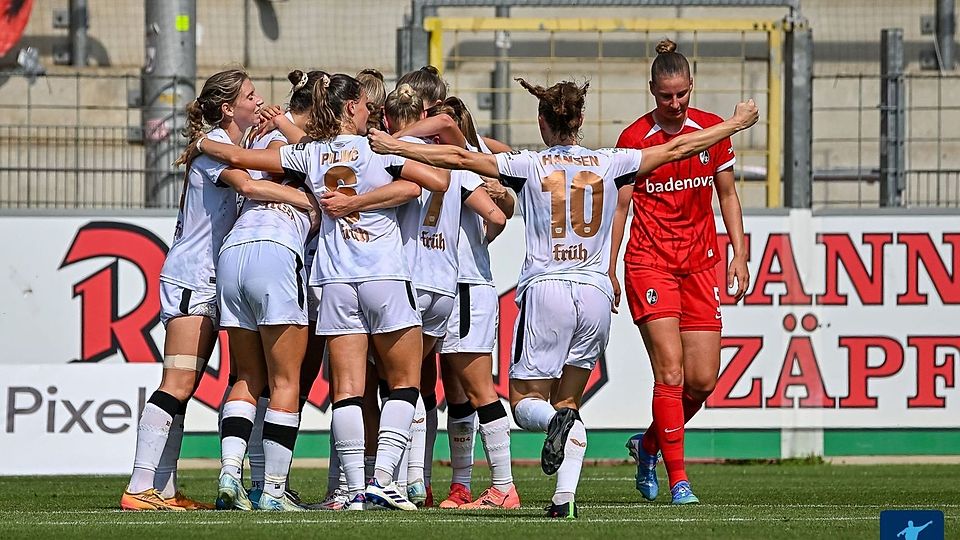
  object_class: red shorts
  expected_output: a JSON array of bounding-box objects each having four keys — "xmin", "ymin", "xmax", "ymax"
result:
[{"xmin": 624, "ymin": 263, "xmax": 722, "ymax": 332}]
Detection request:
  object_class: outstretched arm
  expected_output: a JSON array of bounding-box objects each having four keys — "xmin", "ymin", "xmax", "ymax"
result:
[
  {"xmin": 198, "ymin": 138, "xmax": 285, "ymax": 174},
  {"xmin": 218, "ymin": 168, "xmax": 316, "ymax": 212},
  {"xmin": 369, "ymin": 128, "xmax": 499, "ymax": 179},
  {"xmin": 482, "ymin": 136, "xmax": 512, "ymax": 153},
  {"xmin": 638, "ymin": 99, "xmax": 758, "ymax": 177},
  {"xmin": 394, "ymin": 114, "xmax": 467, "ymax": 148}
]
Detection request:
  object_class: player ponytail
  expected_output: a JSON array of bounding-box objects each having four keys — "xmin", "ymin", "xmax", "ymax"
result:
[
  {"xmin": 651, "ymin": 38, "xmax": 691, "ymax": 84},
  {"xmin": 516, "ymin": 77, "xmax": 588, "ymax": 141},
  {"xmin": 182, "ymin": 68, "xmax": 249, "ymax": 142},
  {"xmin": 306, "ymin": 73, "xmax": 361, "ymax": 141},
  {"xmin": 384, "ymin": 83, "xmax": 424, "ymax": 131},
  {"xmin": 287, "ymin": 69, "xmax": 330, "ymax": 115},
  {"xmin": 396, "ymin": 65, "xmax": 448, "ymax": 106}
]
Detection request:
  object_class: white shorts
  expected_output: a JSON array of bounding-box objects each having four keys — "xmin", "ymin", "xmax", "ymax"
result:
[
  {"xmin": 509, "ymin": 279, "xmax": 611, "ymax": 380},
  {"xmin": 217, "ymin": 241, "xmax": 308, "ymax": 330},
  {"xmin": 316, "ymin": 279, "xmax": 421, "ymax": 335},
  {"xmin": 307, "ymin": 286, "xmax": 322, "ymax": 323},
  {"xmin": 160, "ymin": 281, "xmax": 218, "ymax": 327},
  {"xmin": 439, "ymin": 283, "xmax": 498, "ymax": 354},
  {"xmin": 417, "ymin": 289, "xmax": 456, "ymax": 338}
]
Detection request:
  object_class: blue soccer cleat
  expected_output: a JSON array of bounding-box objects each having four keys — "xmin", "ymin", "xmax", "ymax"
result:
[
  {"xmin": 670, "ymin": 480, "xmax": 700, "ymax": 505},
  {"xmin": 626, "ymin": 433, "xmax": 659, "ymax": 501},
  {"xmin": 216, "ymin": 474, "xmax": 253, "ymax": 511},
  {"xmin": 248, "ymin": 488, "xmax": 263, "ymax": 510},
  {"xmin": 364, "ymin": 479, "xmax": 417, "ymax": 511}
]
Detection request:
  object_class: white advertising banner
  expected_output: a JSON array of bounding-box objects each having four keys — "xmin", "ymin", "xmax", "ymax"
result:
[
  {"xmin": 0, "ymin": 212, "xmax": 957, "ymax": 445},
  {"xmin": 0, "ymin": 364, "xmax": 162, "ymax": 475}
]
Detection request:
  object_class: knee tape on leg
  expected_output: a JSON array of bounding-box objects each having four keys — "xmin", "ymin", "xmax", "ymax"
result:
[{"xmin": 163, "ymin": 354, "xmax": 205, "ymax": 372}]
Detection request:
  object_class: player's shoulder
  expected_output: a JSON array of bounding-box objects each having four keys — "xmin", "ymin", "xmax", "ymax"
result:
[
  {"xmin": 617, "ymin": 112, "xmax": 657, "ymax": 146},
  {"xmin": 686, "ymin": 108, "xmax": 725, "ymax": 129}
]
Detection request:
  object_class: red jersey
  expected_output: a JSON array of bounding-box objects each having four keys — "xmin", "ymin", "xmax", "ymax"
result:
[{"xmin": 616, "ymin": 108, "xmax": 735, "ymax": 273}]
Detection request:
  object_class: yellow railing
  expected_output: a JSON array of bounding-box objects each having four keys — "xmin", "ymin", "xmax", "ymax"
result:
[{"xmin": 425, "ymin": 16, "xmax": 786, "ymax": 208}]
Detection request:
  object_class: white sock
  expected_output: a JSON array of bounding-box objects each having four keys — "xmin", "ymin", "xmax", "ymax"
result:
[
  {"xmin": 479, "ymin": 415, "xmax": 514, "ymax": 491},
  {"xmin": 407, "ymin": 395, "xmax": 427, "ymax": 483},
  {"xmin": 553, "ymin": 420, "xmax": 587, "ymax": 505},
  {"xmin": 513, "ymin": 397, "xmax": 556, "ymax": 432},
  {"xmin": 248, "ymin": 395, "xmax": 269, "ymax": 490},
  {"xmin": 127, "ymin": 402, "xmax": 174, "ymax": 493},
  {"xmin": 424, "ymin": 404, "xmax": 438, "ymax": 487},
  {"xmin": 154, "ymin": 412, "xmax": 185, "ymax": 498},
  {"xmin": 448, "ymin": 412, "xmax": 477, "ymax": 489},
  {"xmin": 327, "ymin": 432, "xmax": 342, "ymax": 493},
  {"xmin": 262, "ymin": 409, "xmax": 299, "ymax": 498},
  {"xmin": 219, "ymin": 400, "xmax": 256, "ymax": 480},
  {"xmin": 373, "ymin": 397, "xmax": 415, "ymax": 486},
  {"xmin": 332, "ymin": 401, "xmax": 366, "ymax": 497}
]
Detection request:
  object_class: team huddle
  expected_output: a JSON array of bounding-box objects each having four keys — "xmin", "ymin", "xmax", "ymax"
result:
[{"xmin": 119, "ymin": 39, "xmax": 757, "ymax": 518}]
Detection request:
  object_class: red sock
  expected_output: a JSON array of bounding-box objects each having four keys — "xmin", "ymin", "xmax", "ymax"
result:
[
  {"xmin": 642, "ymin": 390, "xmax": 706, "ymax": 456},
  {"xmin": 651, "ymin": 382, "xmax": 687, "ymax": 487}
]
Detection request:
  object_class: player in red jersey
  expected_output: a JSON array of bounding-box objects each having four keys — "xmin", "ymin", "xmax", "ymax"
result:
[{"xmin": 611, "ymin": 39, "xmax": 750, "ymax": 504}]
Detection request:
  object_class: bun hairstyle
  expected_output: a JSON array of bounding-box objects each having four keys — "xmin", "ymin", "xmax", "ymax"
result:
[
  {"xmin": 287, "ymin": 69, "xmax": 331, "ymax": 114},
  {"xmin": 396, "ymin": 65, "xmax": 448, "ymax": 105},
  {"xmin": 384, "ymin": 83, "xmax": 424, "ymax": 130},
  {"xmin": 307, "ymin": 73, "xmax": 361, "ymax": 141},
  {"xmin": 183, "ymin": 68, "xmax": 249, "ymax": 141},
  {"xmin": 430, "ymin": 96, "xmax": 480, "ymax": 149},
  {"xmin": 516, "ymin": 77, "xmax": 589, "ymax": 141},
  {"xmin": 651, "ymin": 38, "xmax": 691, "ymax": 83},
  {"xmin": 357, "ymin": 68, "xmax": 387, "ymax": 131}
]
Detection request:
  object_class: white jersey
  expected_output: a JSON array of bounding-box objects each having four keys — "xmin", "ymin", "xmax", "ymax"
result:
[
  {"xmin": 160, "ymin": 128, "xmax": 237, "ymax": 293},
  {"xmin": 495, "ymin": 145, "xmax": 641, "ymax": 302},
  {"xmin": 280, "ymin": 134, "xmax": 408, "ymax": 285},
  {"xmin": 396, "ymin": 137, "xmax": 427, "ymax": 279},
  {"xmin": 455, "ymin": 138, "xmax": 495, "ymax": 285},
  {"xmin": 221, "ymin": 120, "xmax": 312, "ymax": 258}
]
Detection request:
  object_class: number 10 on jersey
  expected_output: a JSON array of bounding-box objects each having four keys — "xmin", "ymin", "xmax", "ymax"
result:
[{"xmin": 541, "ymin": 170, "xmax": 604, "ymax": 239}]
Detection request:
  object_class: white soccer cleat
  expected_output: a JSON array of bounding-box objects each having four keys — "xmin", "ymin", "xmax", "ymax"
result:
[{"xmin": 364, "ymin": 480, "xmax": 417, "ymax": 511}]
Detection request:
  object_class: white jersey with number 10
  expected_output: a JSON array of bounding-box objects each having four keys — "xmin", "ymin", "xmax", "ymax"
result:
[{"xmin": 495, "ymin": 146, "xmax": 642, "ymax": 302}]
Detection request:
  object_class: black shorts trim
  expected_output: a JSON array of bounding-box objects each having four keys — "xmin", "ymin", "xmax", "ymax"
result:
[
  {"xmin": 405, "ymin": 281, "xmax": 417, "ymax": 310},
  {"xmin": 512, "ymin": 294, "xmax": 527, "ymax": 364},
  {"xmin": 178, "ymin": 288, "xmax": 193, "ymax": 315},
  {"xmin": 458, "ymin": 283, "xmax": 471, "ymax": 338}
]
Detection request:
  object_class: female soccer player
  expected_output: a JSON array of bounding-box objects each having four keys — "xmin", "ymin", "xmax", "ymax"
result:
[
  {"xmin": 215, "ymin": 69, "xmax": 330, "ymax": 512},
  {"xmin": 390, "ymin": 96, "xmax": 519, "ymax": 509},
  {"xmin": 194, "ymin": 73, "xmax": 448, "ymax": 511},
  {"xmin": 612, "ymin": 39, "xmax": 751, "ymax": 505},
  {"xmin": 121, "ymin": 69, "xmax": 316, "ymax": 511},
  {"xmin": 368, "ymin": 77, "xmax": 758, "ymax": 519}
]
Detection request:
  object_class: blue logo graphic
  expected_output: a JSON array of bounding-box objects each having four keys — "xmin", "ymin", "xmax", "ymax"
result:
[{"xmin": 880, "ymin": 510, "xmax": 944, "ymax": 540}]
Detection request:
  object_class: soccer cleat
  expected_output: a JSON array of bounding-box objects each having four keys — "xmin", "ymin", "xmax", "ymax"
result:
[
  {"xmin": 248, "ymin": 488, "xmax": 263, "ymax": 510},
  {"xmin": 438, "ymin": 483, "xmax": 472, "ymax": 509},
  {"xmin": 307, "ymin": 488, "xmax": 350, "ymax": 511},
  {"xmin": 346, "ymin": 492, "xmax": 366, "ymax": 511},
  {"xmin": 120, "ymin": 488, "xmax": 186, "ymax": 511},
  {"xmin": 259, "ymin": 491, "xmax": 306, "ymax": 511},
  {"xmin": 670, "ymin": 480, "xmax": 700, "ymax": 505},
  {"xmin": 407, "ymin": 479, "xmax": 427, "ymax": 507},
  {"xmin": 545, "ymin": 500, "xmax": 578, "ymax": 519},
  {"xmin": 364, "ymin": 479, "xmax": 418, "ymax": 511},
  {"xmin": 424, "ymin": 485, "xmax": 434, "ymax": 508},
  {"xmin": 216, "ymin": 474, "xmax": 253, "ymax": 511},
  {"xmin": 459, "ymin": 485, "xmax": 521, "ymax": 510},
  {"xmin": 164, "ymin": 491, "xmax": 215, "ymax": 510},
  {"xmin": 626, "ymin": 433, "xmax": 660, "ymax": 501},
  {"xmin": 541, "ymin": 407, "xmax": 578, "ymax": 475}
]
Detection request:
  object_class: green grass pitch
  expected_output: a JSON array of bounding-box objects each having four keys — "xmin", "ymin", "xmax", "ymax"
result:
[{"xmin": 1, "ymin": 463, "xmax": 956, "ymax": 539}]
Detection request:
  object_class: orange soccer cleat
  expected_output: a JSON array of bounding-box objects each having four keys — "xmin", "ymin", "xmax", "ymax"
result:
[
  {"xmin": 459, "ymin": 485, "xmax": 521, "ymax": 510},
  {"xmin": 165, "ymin": 491, "xmax": 215, "ymax": 510},
  {"xmin": 120, "ymin": 488, "xmax": 186, "ymax": 511},
  {"xmin": 438, "ymin": 482, "xmax": 472, "ymax": 509}
]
